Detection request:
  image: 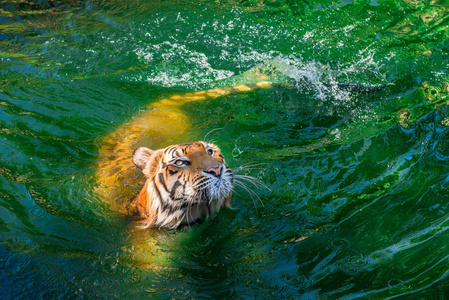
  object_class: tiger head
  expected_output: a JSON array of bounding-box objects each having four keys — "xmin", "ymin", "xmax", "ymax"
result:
[{"xmin": 130, "ymin": 141, "xmax": 234, "ymax": 229}]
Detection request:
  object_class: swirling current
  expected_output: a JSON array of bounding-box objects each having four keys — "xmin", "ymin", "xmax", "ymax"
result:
[{"xmin": 1, "ymin": 0, "xmax": 449, "ymax": 298}]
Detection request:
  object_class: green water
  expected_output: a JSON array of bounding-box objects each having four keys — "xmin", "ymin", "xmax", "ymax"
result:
[{"xmin": 1, "ymin": 0, "xmax": 449, "ymax": 298}]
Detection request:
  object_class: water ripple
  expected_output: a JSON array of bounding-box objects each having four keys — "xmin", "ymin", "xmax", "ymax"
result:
[
  {"xmin": 327, "ymin": 237, "xmax": 351, "ymax": 251},
  {"xmin": 336, "ymin": 255, "xmax": 370, "ymax": 274}
]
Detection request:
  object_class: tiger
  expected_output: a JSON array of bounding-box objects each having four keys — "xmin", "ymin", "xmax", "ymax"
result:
[
  {"xmin": 96, "ymin": 79, "xmax": 273, "ymax": 229},
  {"xmin": 129, "ymin": 141, "xmax": 234, "ymax": 229},
  {"xmin": 95, "ymin": 57, "xmax": 389, "ymax": 228}
]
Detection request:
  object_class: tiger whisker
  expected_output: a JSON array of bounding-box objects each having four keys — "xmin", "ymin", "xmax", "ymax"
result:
[
  {"xmin": 186, "ymin": 203, "xmax": 196, "ymax": 227},
  {"xmin": 234, "ymin": 174, "xmax": 272, "ymax": 192},
  {"xmin": 234, "ymin": 179, "xmax": 261, "ymax": 197},
  {"xmin": 193, "ymin": 179, "xmax": 211, "ymax": 188},
  {"xmin": 234, "ymin": 179, "xmax": 265, "ymax": 209},
  {"xmin": 234, "ymin": 162, "xmax": 269, "ymax": 171},
  {"xmin": 204, "ymin": 127, "xmax": 223, "ymax": 142},
  {"xmin": 234, "ymin": 183, "xmax": 261, "ymax": 213}
]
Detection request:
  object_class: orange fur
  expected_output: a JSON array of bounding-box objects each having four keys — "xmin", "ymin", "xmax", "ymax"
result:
[
  {"xmin": 128, "ymin": 180, "xmax": 158, "ymax": 227},
  {"xmin": 126, "ymin": 142, "xmax": 233, "ymax": 228}
]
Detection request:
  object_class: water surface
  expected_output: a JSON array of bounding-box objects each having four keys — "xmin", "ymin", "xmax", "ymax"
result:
[{"xmin": 1, "ymin": 0, "xmax": 449, "ymax": 298}]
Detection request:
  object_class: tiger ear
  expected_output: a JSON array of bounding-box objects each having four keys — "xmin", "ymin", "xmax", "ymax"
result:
[{"xmin": 132, "ymin": 147, "xmax": 154, "ymax": 170}]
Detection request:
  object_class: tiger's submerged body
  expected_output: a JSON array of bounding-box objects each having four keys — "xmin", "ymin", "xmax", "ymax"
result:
[
  {"xmin": 96, "ymin": 80, "xmax": 273, "ymax": 229},
  {"xmin": 95, "ymin": 58, "xmax": 389, "ymax": 229}
]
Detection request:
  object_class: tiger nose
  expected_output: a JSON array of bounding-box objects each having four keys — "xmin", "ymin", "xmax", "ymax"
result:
[{"xmin": 206, "ymin": 165, "xmax": 222, "ymax": 178}]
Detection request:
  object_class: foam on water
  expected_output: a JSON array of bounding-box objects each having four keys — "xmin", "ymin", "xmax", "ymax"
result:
[
  {"xmin": 125, "ymin": 10, "xmax": 387, "ymax": 102},
  {"xmin": 133, "ymin": 43, "xmax": 386, "ymax": 104},
  {"xmin": 134, "ymin": 41, "xmax": 235, "ymax": 87}
]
